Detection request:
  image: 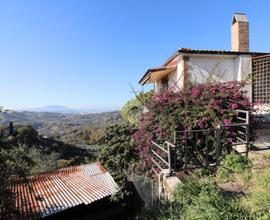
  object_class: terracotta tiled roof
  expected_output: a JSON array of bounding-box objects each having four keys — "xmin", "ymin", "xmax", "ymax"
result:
[{"xmin": 11, "ymin": 162, "xmax": 118, "ymax": 219}]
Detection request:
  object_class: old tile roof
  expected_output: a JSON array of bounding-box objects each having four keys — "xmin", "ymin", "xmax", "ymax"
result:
[{"xmin": 11, "ymin": 162, "xmax": 118, "ymax": 219}]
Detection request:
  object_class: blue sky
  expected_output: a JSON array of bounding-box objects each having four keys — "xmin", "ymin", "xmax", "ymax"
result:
[{"xmin": 0, "ymin": 1, "xmax": 269, "ymax": 111}]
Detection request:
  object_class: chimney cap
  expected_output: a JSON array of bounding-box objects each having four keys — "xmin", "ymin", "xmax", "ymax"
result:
[{"xmin": 232, "ymin": 13, "xmax": 248, "ymax": 24}]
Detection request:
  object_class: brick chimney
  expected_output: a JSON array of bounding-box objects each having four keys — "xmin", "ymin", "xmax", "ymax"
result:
[{"xmin": 231, "ymin": 13, "xmax": 249, "ymax": 52}]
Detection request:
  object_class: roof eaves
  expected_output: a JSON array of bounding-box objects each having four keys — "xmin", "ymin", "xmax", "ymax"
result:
[{"xmin": 161, "ymin": 50, "xmax": 180, "ymax": 67}]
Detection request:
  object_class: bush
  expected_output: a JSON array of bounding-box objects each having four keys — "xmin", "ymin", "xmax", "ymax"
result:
[
  {"xmin": 217, "ymin": 152, "xmax": 252, "ymax": 182},
  {"xmin": 134, "ymin": 81, "xmax": 251, "ymax": 171},
  {"xmin": 27, "ymin": 146, "xmax": 60, "ymax": 174}
]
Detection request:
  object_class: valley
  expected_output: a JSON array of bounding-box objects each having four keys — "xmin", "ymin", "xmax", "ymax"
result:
[{"xmin": 0, "ymin": 110, "xmax": 122, "ymax": 145}]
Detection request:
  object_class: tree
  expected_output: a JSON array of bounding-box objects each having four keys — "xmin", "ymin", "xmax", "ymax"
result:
[
  {"xmin": 0, "ymin": 145, "xmax": 33, "ymax": 219},
  {"xmin": 121, "ymin": 91, "xmax": 153, "ymax": 126},
  {"xmin": 98, "ymin": 124, "xmax": 139, "ymax": 199}
]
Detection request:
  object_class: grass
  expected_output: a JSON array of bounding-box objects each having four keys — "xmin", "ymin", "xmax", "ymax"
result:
[
  {"xmin": 136, "ymin": 174, "xmax": 251, "ymax": 220},
  {"xmin": 242, "ymin": 168, "xmax": 270, "ymax": 218},
  {"xmin": 216, "ymin": 152, "xmax": 252, "ymax": 183},
  {"xmin": 136, "ymin": 152, "xmax": 270, "ymax": 219}
]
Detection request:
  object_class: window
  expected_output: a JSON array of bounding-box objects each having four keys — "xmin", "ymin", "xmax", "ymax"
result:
[{"xmin": 161, "ymin": 76, "xmax": 168, "ymax": 90}]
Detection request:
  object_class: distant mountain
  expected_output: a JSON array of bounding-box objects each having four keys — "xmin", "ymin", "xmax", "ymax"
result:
[
  {"xmin": 17, "ymin": 105, "xmax": 117, "ymax": 114},
  {"xmin": 26, "ymin": 105, "xmax": 79, "ymax": 114}
]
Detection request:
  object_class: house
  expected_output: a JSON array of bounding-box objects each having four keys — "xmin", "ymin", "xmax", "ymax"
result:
[
  {"xmin": 139, "ymin": 13, "xmax": 270, "ymax": 104},
  {"xmin": 11, "ymin": 162, "xmax": 123, "ymax": 220}
]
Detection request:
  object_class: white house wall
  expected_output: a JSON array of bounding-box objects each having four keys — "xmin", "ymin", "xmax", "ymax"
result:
[
  {"xmin": 187, "ymin": 55, "xmax": 238, "ymax": 84},
  {"xmin": 154, "ymin": 54, "xmax": 252, "ymax": 99},
  {"xmin": 168, "ymin": 68, "xmax": 178, "ymax": 88},
  {"xmin": 155, "ymin": 61, "xmax": 183, "ymax": 92},
  {"xmin": 238, "ymin": 55, "xmax": 252, "ymax": 98},
  {"xmin": 176, "ymin": 60, "xmax": 184, "ymax": 89}
]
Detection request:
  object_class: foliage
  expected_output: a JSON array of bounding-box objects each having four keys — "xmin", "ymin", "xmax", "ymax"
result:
[
  {"xmin": 27, "ymin": 146, "xmax": 60, "ymax": 174},
  {"xmin": 98, "ymin": 124, "xmax": 139, "ymax": 200},
  {"xmin": 243, "ymin": 168, "xmax": 270, "ymax": 219},
  {"xmin": 133, "ymin": 81, "xmax": 251, "ymax": 172},
  {"xmin": 136, "ymin": 175, "xmax": 251, "ymax": 220},
  {"xmin": 121, "ymin": 91, "xmax": 153, "ymax": 125},
  {"xmin": 1, "ymin": 124, "xmax": 92, "ymax": 164},
  {"xmin": 0, "ymin": 145, "xmax": 33, "ymax": 219},
  {"xmin": 217, "ymin": 152, "xmax": 252, "ymax": 182},
  {"xmin": 57, "ymin": 159, "xmax": 74, "ymax": 168}
]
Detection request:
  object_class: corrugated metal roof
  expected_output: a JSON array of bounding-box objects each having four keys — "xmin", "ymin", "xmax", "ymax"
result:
[{"xmin": 12, "ymin": 162, "xmax": 118, "ymax": 219}]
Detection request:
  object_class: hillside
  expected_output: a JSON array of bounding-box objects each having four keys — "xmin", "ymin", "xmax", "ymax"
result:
[
  {"xmin": 0, "ymin": 124, "xmax": 92, "ymax": 163},
  {"xmin": 0, "ymin": 110, "xmax": 122, "ymax": 145}
]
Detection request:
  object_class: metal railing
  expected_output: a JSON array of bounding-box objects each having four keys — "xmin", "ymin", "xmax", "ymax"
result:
[
  {"xmin": 173, "ymin": 128, "xmax": 217, "ymax": 170},
  {"xmin": 151, "ymin": 110, "xmax": 250, "ymax": 177},
  {"xmin": 220, "ymin": 109, "xmax": 250, "ymax": 156},
  {"xmin": 151, "ymin": 140, "xmax": 175, "ymax": 176}
]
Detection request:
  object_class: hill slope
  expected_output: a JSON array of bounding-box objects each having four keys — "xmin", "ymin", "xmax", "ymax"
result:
[{"xmin": 0, "ymin": 111, "xmax": 122, "ymax": 145}]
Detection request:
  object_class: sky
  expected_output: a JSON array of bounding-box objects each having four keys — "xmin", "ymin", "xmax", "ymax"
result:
[{"xmin": 0, "ymin": 0, "xmax": 269, "ymax": 111}]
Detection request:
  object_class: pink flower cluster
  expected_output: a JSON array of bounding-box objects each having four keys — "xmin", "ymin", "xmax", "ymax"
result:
[{"xmin": 133, "ymin": 81, "xmax": 252, "ymax": 171}]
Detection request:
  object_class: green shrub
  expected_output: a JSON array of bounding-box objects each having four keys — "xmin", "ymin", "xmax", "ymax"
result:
[{"xmin": 217, "ymin": 152, "xmax": 252, "ymax": 182}]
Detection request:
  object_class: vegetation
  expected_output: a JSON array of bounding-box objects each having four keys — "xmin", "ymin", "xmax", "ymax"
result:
[
  {"xmin": 217, "ymin": 152, "xmax": 252, "ymax": 182},
  {"xmin": 0, "ymin": 110, "xmax": 122, "ymax": 145},
  {"xmin": 98, "ymin": 123, "xmax": 139, "ymax": 200},
  {"xmin": 26, "ymin": 146, "xmax": 60, "ymax": 174},
  {"xmin": 133, "ymin": 81, "xmax": 251, "ymax": 171},
  {"xmin": 243, "ymin": 167, "xmax": 270, "ymax": 218},
  {"xmin": 135, "ymin": 151, "xmax": 270, "ymax": 219},
  {"xmin": 121, "ymin": 91, "xmax": 153, "ymax": 125},
  {"xmin": 1, "ymin": 124, "xmax": 94, "ymax": 164},
  {"xmin": 136, "ymin": 174, "xmax": 250, "ymax": 220},
  {"xmin": 0, "ymin": 145, "xmax": 31, "ymax": 218}
]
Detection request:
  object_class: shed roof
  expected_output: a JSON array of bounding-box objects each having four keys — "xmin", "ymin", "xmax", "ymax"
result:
[{"xmin": 11, "ymin": 162, "xmax": 118, "ymax": 219}]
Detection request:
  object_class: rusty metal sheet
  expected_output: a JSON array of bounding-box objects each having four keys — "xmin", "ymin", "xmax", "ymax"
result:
[{"xmin": 12, "ymin": 162, "xmax": 118, "ymax": 219}]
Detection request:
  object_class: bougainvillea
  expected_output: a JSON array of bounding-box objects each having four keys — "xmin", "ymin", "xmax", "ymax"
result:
[{"xmin": 133, "ymin": 81, "xmax": 252, "ymax": 172}]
